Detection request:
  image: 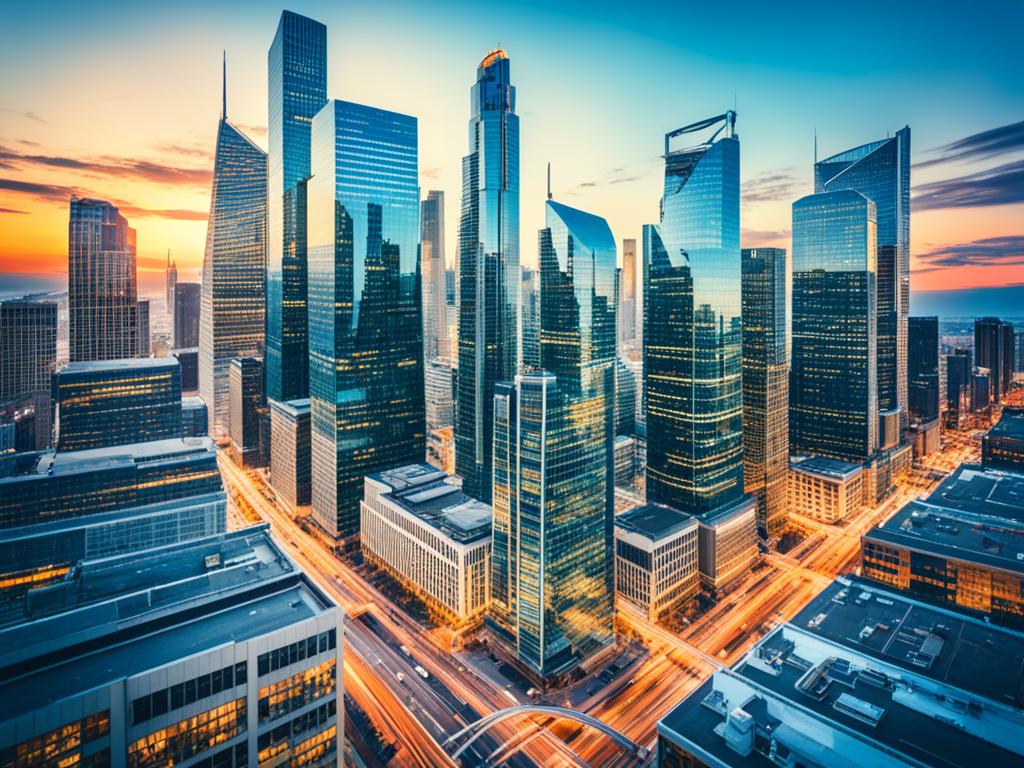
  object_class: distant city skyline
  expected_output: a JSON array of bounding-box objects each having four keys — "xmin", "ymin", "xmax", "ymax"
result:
[{"xmin": 1, "ymin": 0, "xmax": 1022, "ymax": 315}]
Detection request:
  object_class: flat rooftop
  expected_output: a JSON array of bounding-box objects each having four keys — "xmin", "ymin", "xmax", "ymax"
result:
[
  {"xmin": 988, "ymin": 408, "xmax": 1024, "ymax": 441},
  {"xmin": 790, "ymin": 455, "xmax": 863, "ymax": 480},
  {"xmin": 616, "ymin": 503, "xmax": 695, "ymax": 541},
  {"xmin": 271, "ymin": 397, "xmax": 311, "ymax": 417},
  {"xmin": 182, "ymin": 395, "xmax": 205, "ymax": 409},
  {"xmin": 370, "ymin": 463, "xmax": 490, "ymax": 544},
  {"xmin": 0, "ymin": 525, "xmax": 335, "ymax": 721},
  {"xmin": 57, "ymin": 356, "xmax": 179, "ymax": 375},
  {"xmin": 924, "ymin": 464, "xmax": 1024, "ymax": 524},
  {"xmin": 0, "ymin": 436, "xmax": 216, "ymax": 481}
]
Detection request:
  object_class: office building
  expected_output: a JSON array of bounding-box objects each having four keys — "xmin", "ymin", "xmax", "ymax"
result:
[
  {"xmin": 489, "ymin": 199, "xmax": 616, "ymax": 684},
  {"xmin": 973, "ymin": 367, "xmax": 992, "ymax": 412},
  {"xmin": 0, "ymin": 299, "xmax": 57, "ymax": 450},
  {"xmin": 361, "ymin": 464, "xmax": 491, "ymax": 627},
  {"xmin": 174, "ymin": 347, "xmax": 199, "ymax": 392},
  {"xmin": 615, "ymin": 356, "xmax": 636, "ymax": 436},
  {"xmin": 307, "ymin": 99, "xmax": 424, "ymax": 540},
  {"xmin": 199, "ymin": 71, "xmax": 268, "ymax": 437},
  {"xmin": 614, "ymin": 435, "xmax": 637, "ymax": 488},
  {"xmin": 68, "ymin": 197, "xmax": 140, "ymax": 362},
  {"xmin": 455, "ymin": 49, "xmax": 520, "ymax": 504},
  {"xmin": 53, "ymin": 357, "xmax": 182, "ymax": 452},
  {"xmin": 620, "ymin": 238, "xmax": 637, "ymax": 345},
  {"xmin": 862, "ymin": 464, "xmax": 1024, "ymax": 627},
  {"xmin": 270, "ymin": 398, "xmax": 312, "ymax": 507},
  {"xmin": 908, "ymin": 316, "xmax": 940, "ymax": 422},
  {"xmin": 644, "ymin": 112, "xmax": 757, "ymax": 589},
  {"xmin": 173, "ymin": 281, "xmax": 201, "ymax": 349},
  {"xmin": 266, "ymin": 10, "xmax": 327, "ymax": 404},
  {"xmin": 181, "ymin": 395, "xmax": 208, "ymax": 437},
  {"xmin": 816, "ymin": 127, "xmax": 910, "ymax": 428},
  {"xmin": 741, "ymin": 247, "xmax": 788, "ymax": 538},
  {"xmin": 788, "ymin": 455, "xmax": 864, "ymax": 523},
  {"xmin": 0, "ymin": 526, "xmax": 342, "ymax": 768},
  {"xmin": 0, "ymin": 437, "xmax": 225, "ymax": 616},
  {"xmin": 910, "ymin": 418, "xmax": 941, "ymax": 457},
  {"xmin": 657, "ymin": 576, "xmax": 1024, "ymax": 768},
  {"xmin": 1017, "ymin": 328, "xmax": 1024, "ymax": 372},
  {"xmin": 521, "ymin": 265, "xmax": 540, "ymax": 369},
  {"xmin": 229, "ymin": 357, "xmax": 263, "ymax": 467},
  {"xmin": 946, "ymin": 350, "xmax": 971, "ymax": 428},
  {"xmin": 421, "ymin": 190, "xmax": 449, "ymax": 361},
  {"xmin": 975, "ymin": 317, "xmax": 1014, "ymax": 403},
  {"xmin": 136, "ymin": 298, "xmax": 150, "ymax": 356},
  {"xmin": 425, "ymin": 358, "xmax": 455, "ymax": 433},
  {"xmin": 791, "ymin": 190, "xmax": 878, "ymax": 461},
  {"xmin": 615, "ymin": 504, "xmax": 699, "ymax": 621},
  {"xmin": 427, "ymin": 426, "xmax": 455, "ymax": 475},
  {"xmin": 165, "ymin": 249, "xmax": 177, "ymax": 310},
  {"xmin": 0, "ymin": 394, "xmax": 50, "ymax": 454},
  {"xmin": 983, "ymin": 407, "xmax": 1024, "ymax": 471}
]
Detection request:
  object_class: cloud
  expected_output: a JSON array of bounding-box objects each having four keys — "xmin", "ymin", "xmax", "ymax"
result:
[
  {"xmin": 743, "ymin": 167, "xmax": 804, "ymax": 203},
  {"xmin": 151, "ymin": 142, "xmax": 214, "ymax": 161},
  {"xmin": 915, "ymin": 235, "xmax": 1024, "ymax": 272},
  {"xmin": 915, "ymin": 120, "xmax": 1024, "ymax": 170},
  {"xmin": 912, "ymin": 159, "xmax": 1024, "ymax": 211},
  {"xmin": 235, "ymin": 123, "xmax": 267, "ymax": 138},
  {"xmin": 421, "ymin": 166, "xmax": 442, "ymax": 180},
  {"xmin": 0, "ymin": 206, "xmax": 28, "ymax": 214},
  {"xmin": 0, "ymin": 178, "xmax": 75, "ymax": 200},
  {"xmin": 0, "ymin": 108, "xmax": 46, "ymax": 124},
  {"xmin": 116, "ymin": 204, "xmax": 207, "ymax": 221},
  {"xmin": 0, "ymin": 145, "xmax": 211, "ymax": 187},
  {"xmin": 0, "ymin": 178, "xmax": 206, "ymax": 222},
  {"xmin": 567, "ymin": 169, "xmax": 640, "ymax": 194},
  {"xmin": 742, "ymin": 227, "xmax": 790, "ymax": 247}
]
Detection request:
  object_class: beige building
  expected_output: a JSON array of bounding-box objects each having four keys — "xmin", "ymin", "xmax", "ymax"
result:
[
  {"xmin": 697, "ymin": 498, "xmax": 759, "ymax": 591},
  {"xmin": 789, "ymin": 455, "xmax": 864, "ymax": 523}
]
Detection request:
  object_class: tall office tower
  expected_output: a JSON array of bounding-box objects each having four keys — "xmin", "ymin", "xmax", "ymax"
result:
[
  {"xmin": 425, "ymin": 358, "xmax": 455, "ymax": 432},
  {"xmin": 975, "ymin": 317, "xmax": 1014, "ymax": 403},
  {"xmin": 173, "ymin": 281, "xmax": 201, "ymax": 348},
  {"xmin": 1016, "ymin": 329, "xmax": 1024, "ymax": 372},
  {"xmin": 174, "ymin": 347, "xmax": 199, "ymax": 392},
  {"xmin": 421, "ymin": 190, "xmax": 449, "ymax": 361},
  {"xmin": 229, "ymin": 356, "xmax": 264, "ymax": 467},
  {"xmin": 946, "ymin": 350, "xmax": 972, "ymax": 427},
  {"xmin": 520, "ymin": 265, "xmax": 540, "ymax": 368},
  {"xmin": 791, "ymin": 190, "xmax": 878, "ymax": 461},
  {"xmin": 53, "ymin": 358, "xmax": 182, "ymax": 451},
  {"xmin": 0, "ymin": 300, "xmax": 57, "ymax": 450},
  {"xmin": 181, "ymin": 395, "xmax": 208, "ymax": 437},
  {"xmin": 199, "ymin": 77, "xmax": 268, "ymax": 438},
  {"xmin": 137, "ymin": 298, "xmax": 150, "ymax": 356},
  {"xmin": 741, "ymin": 247, "xmax": 789, "ymax": 538},
  {"xmin": 165, "ymin": 249, "xmax": 177, "ymax": 311},
  {"xmin": 68, "ymin": 197, "xmax": 139, "ymax": 361},
  {"xmin": 455, "ymin": 49, "xmax": 520, "ymax": 503},
  {"xmin": 307, "ymin": 99, "xmax": 423, "ymax": 540},
  {"xmin": 490, "ymin": 200, "xmax": 616, "ymax": 683},
  {"xmin": 815, "ymin": 127, "xmax": 910, "ymax": 428},
  {"xmin": 620, "ymin": 238, "xmax": 637, "ymax": 344},
  {"xmin": 267, "ymin": 10, "xmax": 327, "ymax": 404},
  {"xmin": 615, "ymin": 356, "xmax": 637, "ymax": 436},
  {"xmin": 908, "ymin": 316, "xmax": 940, "ymax": 422},
  {"xmin": 270, "ymin": 398, "xmax": 311, "ymax": 507}
]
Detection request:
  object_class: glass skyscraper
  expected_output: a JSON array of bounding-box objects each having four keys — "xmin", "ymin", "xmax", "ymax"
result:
[
  {"xmin": 455, "ymin": 49, "xmax": 520, "ymax": 503},
  {"xmin": 421, "ymin": 190, "xmax": 449, "ymax": 362},
  {"xmin": 267, "ymin": 10, "xmax": 327, "ymax": 404},
  {"xmin": 790, "ymin": 190, "xmax": 878, "ymax": 461},
  {"xmin": 908, "ymin": 316, "xmax": 940, "ymax": 422},
  {"xmin": 198, "ymin": 84, "xmax": 267, "ymax": 437},
  {"xmin": 490, "ymin": 200, "xmax": 616, "ymax": 683},
  {"xmin": 741, "ymin": 247, "xmax": 789, "ymax": 538},
  {"xmin": 815, "ymin": 127, "xmax": 910, "ymax": 427},
  {"xmin": 0, "ymin": 299, "xmax": 57, "ymax": 451},
  {"xmin": 173, "ymin": 281, "xmax": 201, "ymax": 349},
  {"xmin": 307, "ymin": 99, "xmax": 424, "ymax": 540}
]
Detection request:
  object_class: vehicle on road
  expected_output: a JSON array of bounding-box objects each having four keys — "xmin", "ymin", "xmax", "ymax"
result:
[{"xmin": 414, "ymin": 665, "xmax": 429, "ymax": 679}]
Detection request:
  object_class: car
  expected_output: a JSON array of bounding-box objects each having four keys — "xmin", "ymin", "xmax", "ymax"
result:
[
  {"xmin": 396, "ymin": 672, "xmax": 406, "ymax": 683},
  {"xmin": 414, "ymin": 665, "xmax": 429, "ymax": 679},
  {"xmin": 400, "ymin": 645, "xmax": 411, "ymax": 656}
]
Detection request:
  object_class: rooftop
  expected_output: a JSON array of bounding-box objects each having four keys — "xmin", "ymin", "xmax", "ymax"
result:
[
  {"xmin": 616, "ymin": 503, "xmax": 695, "ymax": 541},
  {"xmin": 182, "ymin": 395, "xmax": 205, "ymax": 409},
  {"xmin": 924, "ymin": 464, "xmax": 1024, "ymax": 523},
  {"xmin": 791, "ymin": 455, "xmax": 864, "ymax": 481},
  {"xmin": 988, "ymin": 408, "xmax": 1024, "ymax": 441},
  {"xmin": 57, "ymin": 356, "xmax": 179, "ymax": 375},
  {"xmin": 271, "ymin": 397, "xmax": 312, "ymax": 417}
]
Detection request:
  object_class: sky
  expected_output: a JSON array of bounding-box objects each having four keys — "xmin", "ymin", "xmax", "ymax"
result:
[{"xmin": 1, "ymin": 0, "xmax": 1022, "ymax": 314}]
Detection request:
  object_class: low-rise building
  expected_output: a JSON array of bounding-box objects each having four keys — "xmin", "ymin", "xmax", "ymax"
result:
[
  {"xmin": 697, "ymin": 497, "xmax": 758, "ymax": 592},
  {"xmin": 181, "ymin": 395, "xmax": 208, "ymax": 437},
  {"xmin": 657, "ymin": 577, "xmax": 1024, "ymax": 768},
  {"xmin": 360, "ymin": 464, "xmax": 490, "ymax": 627},
  {"xmin": 614, "ymin": 504, "xmax": 699, "ymax": 620},
  {"xmin": 789, "ymin": 455, "xmax": 864, "ymax": 523},
  {"xmin": 983, "ymin": 407, "xmax": 1024, "ymax": 472},
  {"xmin": 910, "ymin": 417, "xmax": 941, "ymax": 457},
  {"xmin": 270, "ymin": 398, "xmax": 312, "ymax": 508},
  {"xmin": 173, "ymin": 347, "xmax": 199, "ymax": 393},
  {"xmin": 0, "ymin": 525, "xmax": 342, "ymax": 768},
  {"xmin": 427, "ymin": 425, "xmax": 455, "ymax": 474}
]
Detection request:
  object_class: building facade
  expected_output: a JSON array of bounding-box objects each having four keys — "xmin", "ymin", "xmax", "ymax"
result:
[
  {"xmin": 520, "ymin": 265, "xmax": 540, "ymax": 370},
  {"xmin": 788, "ymin": 455, "xmax": 865, "ymax": 523},
  {"xmin": 421, "ymin": 190, "xmax": 449, "ymax": 362},
  {"xmin": 266, "ymin": 10, "xmax": 327, "ymax": 404},
  {"xmin": 908, "ymin": 315, "xmax": 940, "ymax": 423},
  {"xmin": 173, "ymin": 281, "xmax": 201, "ymax": 349},
  {"xmin": 68, "ymin": 198, "xmax": 140, "ymax": 362},
  {"xmin": 619, "ymin": 238, "xmax": 637, "ymax": 345},
  {"xmin": 229, "ymin": 357, "xmax": 263, "ymax": 467},
  {"xmin": 983, "ymin": 407, "xmax": 1024, "ymax": 472},
  {"xmin": 181, "ymin": 395, "xmax": 208, "ymax": 437},
  {"xmin": 975, "ymin": 317, "xmax": 1014, "ymax": 404},
  {"xmin": 174, "ymin": 348, "xmax": 199, "ymax": 393},
  {"xmin": 455, "ymin": 49, "xmax": 520, "ymax": 504},
  {"xmin": 270, "ymin": 398, "xmax": 312, "ymax": 508},
  {"xmin": 53, "ymin": 358, "xmax": 182, "ymax": 452},
  {"xmin": 307, "ymin": 99, "xmax": 424, "ymax": 539},
  {"xmin": 0, "ymin": 299, "xmax": 57, "ymax": 451},
  {"xmin": 741, "ymin": 247, "xmax": 788, "ymax": 538},
  {"xmin": 198, "ymin": 89, "xmax": 268, "ymax": 437}
]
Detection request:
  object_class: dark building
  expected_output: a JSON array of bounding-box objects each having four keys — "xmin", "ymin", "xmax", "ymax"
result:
[
  {"xmin": 908, "ymin": 316, "xmax": 940, "ymax": 422},
  {"xmin": 975, "ymin": 317, "xmax": 1014, "ymax": 403},
  {"xmin": 972, "ymin": 368, "xmax": 992, "ymax": 412},
  {"xmin": 945, "ymin": 349, "xmax": 971, "ymax": 428},
  {"xmin": 0, "ymin": 299, "xmax": 58, "ymax": 450},
  {"xmin": 173, "ymin": 347, "xmax": 199, "ymax": 392},
  {"xmin": 270, "ymin": 398, "xmax": 311, "ymax": 507},
  {"xmin": 181, "ymin": 395, "xmax": 208, "ymax": 437},
  {"xmin": 53, "ymin": 357, "xmax": 182, "ymax": 452},
  {"xmin": 173, "ymin": 281, "xmax": 201, "ymax": 349},
  {"xmin": 983, "ymin": 407, "xmax": 1024, "ymax": 472},
  {"xmin": 229, "ymin": 357, "xmax": 263, "ymax": 467}
]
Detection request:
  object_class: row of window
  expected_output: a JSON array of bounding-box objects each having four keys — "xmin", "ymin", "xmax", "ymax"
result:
[
  {"xmin": 133, "ymin": 662, "xmax": 247, "ymax": 725},
  {"xmin": 191, "ymin": 743, "xmax": 248, "ymax": 768},
  {"xmin": 257, "ymin": 659, "xmax": 336, "ymax": 723},
  {"xmin": 256, "ymin": 700, "xmax": 336, "ymax": 755},
  {"xmin": 257, "ymin": 629, "xmax": 336, "ymax": 678},
  {"xmin": 0, "ymin": 711, "xmax": 109, "ymax": 768},
  {"xmin": 128, "ymin": 698, "xmax": 246, "ymax": 768}
]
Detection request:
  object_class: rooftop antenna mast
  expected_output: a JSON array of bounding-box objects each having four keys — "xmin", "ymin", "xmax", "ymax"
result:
[
  {"xmin": 547, "ymin": 162, "xmax": 552, "ymax": 200},
  {"xmin": 221, "ymin": 50, "xmax": 227, "ymax": 120},
  {"xmin": 814, "ymin": 128, "xmax": 818, "ymax": 165}
]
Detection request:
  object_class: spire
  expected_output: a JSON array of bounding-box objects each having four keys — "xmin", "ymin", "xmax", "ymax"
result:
[
  {"xmin": 167, "ymin": 248, "xmax": 171, "ymax": 268},
  {"xmin": 221, "ymin": 50, "xmax": 227, "ymax": 120},
  {"xmin": 547, "ymin": 162, "xmax": 552, "ymax": 201}
]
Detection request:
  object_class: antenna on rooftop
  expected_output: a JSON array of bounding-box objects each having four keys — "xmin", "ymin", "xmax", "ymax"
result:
[
  {"xmin": 222, "ymin": 50, "xmax": 227, "ymax": 120},
  {"xmin": 547, "ymin": 162, "xmax": 552, "ymax": 201}
]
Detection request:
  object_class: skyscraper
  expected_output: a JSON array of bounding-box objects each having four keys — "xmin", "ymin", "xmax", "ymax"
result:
[
  {"xmin": 815, "ymin": 127, "xmax": 910, "ymax": 427},
  {"xmin": 173, "ymin": 281, "xmax": 201, "ymax": 349},
  {"xmin": 68, "ymin": 198, "xmax": 139, "ymax": 362},
  {"xmin": 455, "ymin": 49, "xmax": 520, "ymax": 503},
  {"xmin": 266, "ymin": 10, "xmax": 327, "ymax": 404},
  {"xmin": 790, "ymin": 190, "xmax": 878, "ymax": 461},
  {"xmin": 741, "ymin": 247, "xmax": 789, "ymax": 538},
  {"xmin": 0, "ymin": 299, "xmax": 57, "ymax": 450},
  {"xmin": 136, "ymin": 298, "xmax": 150, "ymax": 356},
  {"xmin": 165, "ymin": 249, "xmax": 177, "ymax": 312},
  {"xmin": 421, "ymin": 190, "xmax": 449, "ymax": 361},
  {"xmin": 946, "ymin": 349, "xmax": 971, "ymax": 428},
  {"xmin": 908, "ymin": 316, "xmax": 940, "ymax": 422},
  {"xmin": 198, "ymin": 69, "xmax": 267, "ymax": 437},
  {"xmin": 307, "ymin": 99, "xmax": 423, "ymax": 540},
  {"xmin": 644, "ymin": 113, "xmax": 756, "ymax": 589},
  {"xmin": 229, "ymin": 356, "xmax": 264, "ymax": 466},
  {"xmin": 490, "ymin": 199, "xmax": 616, "ymax": 682},
  {"xmin": 975, "ymin": 317, "xmax": 1014, "ymax": 403},
  {"xmin": 620, "ymin": 238, "xmax": 637, "ymax": 344},
  {"xmin": 520, "ymin": 265, "xmax": 540, "ymax": 369}
]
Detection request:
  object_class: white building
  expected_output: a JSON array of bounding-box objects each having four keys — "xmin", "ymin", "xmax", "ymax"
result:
[
  {"xmin": 615, "ymin": 503, "xmax": 699, "ymax": 620},
  {"xmin": 361, "ymin": 464, "xmax": 491, "ymax": 627},
  {"xmin": 789, "ymin": 455, "xmax": 865, "ymax": 523},
  {"xmin": 697, "ymin": 498, "xmax": 759, "ymax": 591}
]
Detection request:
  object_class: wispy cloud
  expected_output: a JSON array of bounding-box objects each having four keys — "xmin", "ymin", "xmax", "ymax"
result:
[
  {"xmin": 912, "ymin": 159, "xmax": 1024, "ymax": 211},
  {"xmin": 235, "ymin": 123, "xmax": 267, "ymax": 139},
  {"xmin": 915, "ymin": 120, "xmax": 1024, "ymax": 170},
  {"xmin": 741, "ymin": 227, "xmax": 789, "ymax": 247},
  {"xmin": 421, "ymin": 166, "xmax": 442, "ymax": 180},
  {"xmin": 915, "ymin": 235, "xmax": 1024, "ymax": 272},
  {"xmin": 0, "ymin": 206, "xmax": 28, "ymax": 214},
  {"xmin": 0, "ymin": 177, "xmax": 206, "ymax": 222},
  {"xmin": 0, "ymin": 178, "xmax": 74, "ymax": 200},
  {"xmin": 0, "ymin": 108, "xmax": 46, "ymax": 124},
  {"xmin": 151, "ymin": 141, "xmax": 214, "ymax": 161},
  {"xmin": 0, "ymin": 145, "xmax": 211, "ymax": 187},
  {"xmin": 567, "ymin": 168, "xmax": 641, "ymax": 195},
  {"xmin": 743, "ymin": 167, "xmax": 804, "ymax": 203}
]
